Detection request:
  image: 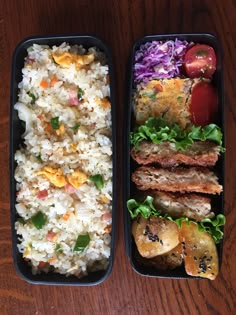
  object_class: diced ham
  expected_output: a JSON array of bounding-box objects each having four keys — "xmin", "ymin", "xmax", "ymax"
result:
[
  {"xmin": 38, "ymin": 261, "xmax": 48, "ymax": 268},
  {"xmin": 37, "ymin": 189, "xmax": 48, "ymax": 199},
  {"xmin": 102, "ymin": 212, "xmax": 112, "ymax": 224},
  {"xmin": 65, "ymin": 183, "xmax": 77, "ymax": 194},
  {"xmin": 69, "ymin": 89, "xmax": 79, "ymax": 105},
  {"xmin": 46, "ymin": 231, "xmax": 58, "ymax": 242}
]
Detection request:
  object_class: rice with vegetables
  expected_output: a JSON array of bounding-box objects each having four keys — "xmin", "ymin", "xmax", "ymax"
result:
[{"xmin": 14, "ymin": 43, "xmax": 112, "ymax": 277}]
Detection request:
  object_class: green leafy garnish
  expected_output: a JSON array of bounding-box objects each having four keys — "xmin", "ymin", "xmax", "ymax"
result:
[
  {"xmin": 73, "ymin": 234, "xmax": 90, "ymax": 253},
  {"xmin": 31, "ymin": 211, "xmax": 46, "ymax": 230},
  {"xmin": 130, "ymin": 117, "xmax": 225, "ymax": 152},
  {"xmin": 55, "ymin": 244, "xmax": 63, "ymax": 253},
  {"xmin": 89, "ymin": 174, "xmax": 104, "ymax": 189},
  {"xmin": 149, "ymin": 93, "xmax": 156, "ymax": 100},
  {"xmin": 141, "ymin": 92, "xmax": 156, "ymax": 100},
  {"xmin": 50, "ymin": 117, "xmax": 60, "ymax": 130},
  {"xmin": 28, "ymin": 92, "xmax": 36, "ymax": 104},
  {"xmin": 127, "ymin": 196, "xmax": 226, "ymax": 244},
  {"xmin": 127, "ymin": 196, "xmax": 161, "ymax": 219},
  {"xmin": 78, "ymin": 87, "xmax": 84, "ymax": 101},
  {"xmin": 71, "ymin": 124, "xmax": 80, "ymax": 131},
  {"xmin": 35, "ymin": 154, "xmax": 43, "ymax": 163}
]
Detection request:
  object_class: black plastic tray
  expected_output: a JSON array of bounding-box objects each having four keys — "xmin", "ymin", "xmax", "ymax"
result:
[
  {"xmin": 10, "ymin": 34, "xmax": 116, "ymax": 285},
  {"xmin": 123, "ymin": 33, "xmax": 225, "ymax": 279}
]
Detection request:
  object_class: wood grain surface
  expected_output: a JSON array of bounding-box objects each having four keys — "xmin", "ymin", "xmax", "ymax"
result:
[{"xmin": 0, "ymin": 0, "xmax": 236, "ymax": 314}]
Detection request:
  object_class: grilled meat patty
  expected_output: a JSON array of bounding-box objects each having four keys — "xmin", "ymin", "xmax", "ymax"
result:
[
  {"xmin": 131, "ymin": 141, "xmax": 220, "ymax": 167},
  {"xmin": 132, "ymin": 166, "xmax": 222, "ymax": 194},
  {"xmin": 151, "ymin": 191, "xmax": 214, "ymax": 221}
]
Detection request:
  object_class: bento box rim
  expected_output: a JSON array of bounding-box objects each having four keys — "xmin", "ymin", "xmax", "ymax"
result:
[
  {"xmin": 123, "ymin": 32, "xmax": 225, "ymax": 279},
  {"xmin": 10, "ymin": 33, "xmax": 116, "ymax": 286}
]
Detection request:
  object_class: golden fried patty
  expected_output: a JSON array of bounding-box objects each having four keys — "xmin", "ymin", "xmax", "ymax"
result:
[{"xmin": 134, "ymin": 78, "xmax": 202, "ymax": 128}]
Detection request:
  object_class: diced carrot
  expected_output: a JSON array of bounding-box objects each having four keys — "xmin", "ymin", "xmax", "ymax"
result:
[
  {"xmin": 154, "ymin": 83, "xmax": 163, "ymax": 92},
  {"xmin": 48, "ymin": 258, "xmax": 56, "ymax": 264},
  {"xmin": 37, "ymin": 114, "xmax": 43, "ymax": 121},
  {"xmin": 101, "ymin": 98, "xmax": 110, "ymax": 108},
  {"xmin": 40, "ymin": 80, "xmax": 49, "ymax": 88},
  {"xmin": 44, "ymin": 123, "xmax": 51, "ymax": 133},
  {"xmin": 62, "ymin": 213, "xmax": 70, "ymax": 221},
  {"xmin": 50, "ymin": 76, "xmax": 58, "ymax": 87},
  {"xmin": 104, "ymin": 225, "xmax": 112, "ymax": 233},
  {"xmin": 38, "ymin": 261, "xmax": 47, "ymax": 268}
]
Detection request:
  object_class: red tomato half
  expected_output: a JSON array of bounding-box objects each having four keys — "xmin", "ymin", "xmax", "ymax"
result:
[
  {"xmin": 190, "ymin": 82, "xmax": 218, "ymax": 126},
  {"xmin": 184, "ymin": 44, "xmax": 216, "ymax": 78}
]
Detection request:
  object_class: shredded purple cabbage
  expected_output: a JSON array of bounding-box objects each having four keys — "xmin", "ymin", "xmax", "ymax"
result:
[{"xmin": 134, "ymin": 39, "xmax": 192, "ymax": 83}]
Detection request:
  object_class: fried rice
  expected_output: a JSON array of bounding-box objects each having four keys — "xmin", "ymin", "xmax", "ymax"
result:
[{"xmin": 14, "ymin": 43, "xmax": 112, "ymax": 277}]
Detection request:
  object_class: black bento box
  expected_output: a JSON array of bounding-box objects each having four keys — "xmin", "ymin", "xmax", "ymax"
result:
[
  {"xmin": 123, "ymin": 33, "xmax": 225, "ymax": 279},
  {"xmin": 10, "ymin": 35, "xmax": 116, "ymax": 285}
]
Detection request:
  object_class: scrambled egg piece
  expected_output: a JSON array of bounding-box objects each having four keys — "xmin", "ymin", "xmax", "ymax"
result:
[
  {"xmin": 67, "ymin": 169, "xmax": 87, "ymax": 189},
  {"xmin": 96, "ymin": 97, "xmax": 111, "ymax": 109},
  {"xmin": 23, "ymin": 245, "xmax": 31, "ymax": 258},
  {"xmin": 56, "ymin": 124, "xmax": 65, "ymax": 136},
  {"xmin": 70, "ymin": 143, "xmax": 77, "ymax": 153},
  {"xmin": 36, "ymin": 167, "xmax": 67, "ymax": 188},
  {"xmin": 101, "ymin": 195, "xmax": 110, "ymax": 204},
  {"xmin": 52, "ymin": 52, "xmax": 95, "ymax": 70}
]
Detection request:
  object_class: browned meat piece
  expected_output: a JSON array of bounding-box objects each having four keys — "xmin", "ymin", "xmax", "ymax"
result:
[
  {"xmin": 135, "ymin": 243, "xmax": 183, "ymax": 270},
  {"xmin": 132, "ymin": 166, "xmax": 222, "ymax": 194},
  {"xmin": 151, "ymin": 191, "xmax": 214, "ymax": 222},
  {"xmin": 131, "ymin": 141, "xmax": 220, "ymax": 167}
]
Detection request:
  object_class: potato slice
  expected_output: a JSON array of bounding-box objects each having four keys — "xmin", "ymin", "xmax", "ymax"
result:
[
  {"xmin": 179, "ymin": 221, "xmax": 218, "ymax": 280},
  {"xmin": 132, "ymin": 216, "xmax": 180, "ymax": 258},
  {"xmin": 135, "ymin": 243, "xmax": 183, "ymax": 270}
]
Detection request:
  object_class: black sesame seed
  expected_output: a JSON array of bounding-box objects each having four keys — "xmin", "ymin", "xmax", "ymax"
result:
[
  {"xmin": 194, "ymin": 256, "xmax": 197, "ymax": 261},
  {"xmin": 160, "ymin": 240, "xmax": 163, "ymax": 246}
]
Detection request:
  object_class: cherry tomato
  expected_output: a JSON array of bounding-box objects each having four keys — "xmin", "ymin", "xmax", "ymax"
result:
[
  {"xmin": 184, "ymin": 44, "xmax": 216, "ymax": 78},
  {"xmin": 190, "ymin": 82, "xmax": 218, "ymax": 126}
]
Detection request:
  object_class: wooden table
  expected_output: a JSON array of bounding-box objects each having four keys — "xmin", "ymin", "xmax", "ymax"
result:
[{"xmin": 0, "ymin": 0, "xmax": 235, "ymax": 314}]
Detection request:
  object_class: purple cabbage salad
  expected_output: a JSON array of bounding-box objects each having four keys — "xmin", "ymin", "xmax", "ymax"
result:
[{"xmin": 134, "ymin": 39, "xmax": 192, "ymax": 83}]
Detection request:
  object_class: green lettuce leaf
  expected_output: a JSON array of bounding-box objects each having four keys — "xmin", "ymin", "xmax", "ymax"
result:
[
  {"xmin": 127, "ymin": 196, "xmax": 225, "ymax": 244},
  {"xmin": 130, "ymin": 117, "xmax": 225, "ymax": 152}
]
